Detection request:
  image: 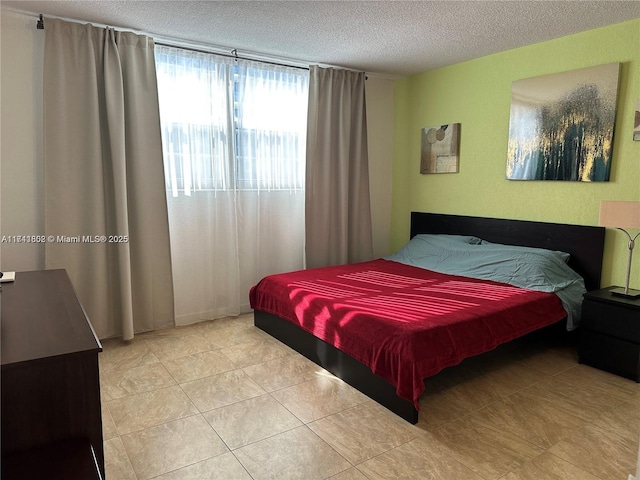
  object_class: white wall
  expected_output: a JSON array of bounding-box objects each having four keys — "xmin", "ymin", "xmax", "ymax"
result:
[
  {"xmin": 0, "ymin": 10, "xmax": 395, "ymax": 271},
  {"xmin": 365, "ymin": 76, "xmax": 395, "ymax": 258},
  {"xmin": 1, "ymin": 11, "xmax": 45, "ymax": 271}
]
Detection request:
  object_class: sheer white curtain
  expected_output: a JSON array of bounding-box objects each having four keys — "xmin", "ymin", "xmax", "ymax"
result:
[{"xmin": 155, "ymin": 46, "xmax": 308, "ymax": 325}]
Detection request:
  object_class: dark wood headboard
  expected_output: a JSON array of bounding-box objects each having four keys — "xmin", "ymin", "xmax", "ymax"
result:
[{"xmin": 410, "ymin": 212, "xmax": 605, "ymax": 291}]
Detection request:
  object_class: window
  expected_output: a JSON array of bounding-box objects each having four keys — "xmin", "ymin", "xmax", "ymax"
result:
[
  {"xmin": 154, "ymin": 45, "xmax": 309, "ymax": 324},
  {"xmin": 155, "ymin": 45, "xmax": 309, "ymax": 195}
]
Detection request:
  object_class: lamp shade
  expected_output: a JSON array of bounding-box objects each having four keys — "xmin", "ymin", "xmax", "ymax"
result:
[{"xmin": 599, "ymin": 201, "xmax": 640, "ymax": 229}]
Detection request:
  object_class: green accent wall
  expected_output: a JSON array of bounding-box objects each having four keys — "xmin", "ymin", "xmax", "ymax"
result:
[{"xmin": 392, "ymin": 19, "xmax": 640, "ymax": 288}]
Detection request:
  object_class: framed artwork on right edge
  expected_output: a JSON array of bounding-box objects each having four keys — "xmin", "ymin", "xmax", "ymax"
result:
[{"xmin": 634, "ymin": 99, "xmax": 640, "ymax": 141}]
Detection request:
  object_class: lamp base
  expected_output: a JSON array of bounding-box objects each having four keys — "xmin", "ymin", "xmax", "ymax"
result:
[{"xmin": 610, "ymin": 286, "xmax": 640, "ymax": 299}]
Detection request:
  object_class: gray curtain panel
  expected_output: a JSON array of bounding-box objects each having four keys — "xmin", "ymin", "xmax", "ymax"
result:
[
  {"xmin": 305, "ymin": 66, "xmax": 374, "ymax": 268},
  {"xmin": 43, "ymin": 19, "xmax": 174, "ymax": 340}
]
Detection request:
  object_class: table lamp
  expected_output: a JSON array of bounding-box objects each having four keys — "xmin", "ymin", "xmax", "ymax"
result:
[{"xmin": 599, "ymin": 200, "xmax": 640, "ymax": 298}]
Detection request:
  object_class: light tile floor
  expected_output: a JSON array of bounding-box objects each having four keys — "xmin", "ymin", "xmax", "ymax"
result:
[{"xmin": 100, "ymin": 313, "xmax": 640, "ymax": 480}]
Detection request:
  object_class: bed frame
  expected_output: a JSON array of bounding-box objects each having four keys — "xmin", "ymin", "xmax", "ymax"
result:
[{"xmin": 254, "ymin": 212, "xmax": 605, "ymax": 423}]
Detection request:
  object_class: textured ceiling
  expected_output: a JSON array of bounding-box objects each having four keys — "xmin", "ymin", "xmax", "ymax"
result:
[{"xmin": 3, "ymin": 1, "xmax": 640, "ymax": 78}]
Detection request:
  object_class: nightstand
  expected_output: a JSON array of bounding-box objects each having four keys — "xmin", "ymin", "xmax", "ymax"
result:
[{"xmin": 579, "ymin": 287, "xmax": 640, "ymax": 382}]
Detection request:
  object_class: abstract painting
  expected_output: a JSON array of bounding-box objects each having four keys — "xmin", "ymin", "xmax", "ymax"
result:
[
  {"xmin": 506, "ymin": 63, "xmax": 620, "ymax": 181},
  {"xmin": 421, "ymin": 123, "xmax": 460, "ymax": 174}
]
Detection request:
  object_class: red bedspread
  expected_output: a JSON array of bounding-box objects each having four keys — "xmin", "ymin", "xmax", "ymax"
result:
[{"xmin": 249, "ymin": 259, "xmax": 567, "ymax": 408}]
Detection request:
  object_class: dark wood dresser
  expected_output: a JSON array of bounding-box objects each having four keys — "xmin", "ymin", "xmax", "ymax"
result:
[{"xmin": 1, "ymin": 269, "xmax": 104, "ymax": 479}]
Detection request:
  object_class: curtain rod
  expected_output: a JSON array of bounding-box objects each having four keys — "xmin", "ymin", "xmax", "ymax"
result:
[
  {"xmin": 155, "ymin": 42, "xmax": 367, "ymax": 78},
  {"xmin": 34, "ymin": 13, "xmax": 372, "ymax": 77},
  {"xmin": 35, "ymin": 13, "xmax": 309, "ymax": 72},
  {"xmin": 155, "ymin": 41, "xmax": 309, "ymax": 72}
]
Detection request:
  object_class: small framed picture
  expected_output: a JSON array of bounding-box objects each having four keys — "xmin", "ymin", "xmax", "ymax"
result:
[{"xmin": 420, "ymin": 123, "xmax": 460, "ymax": 174}]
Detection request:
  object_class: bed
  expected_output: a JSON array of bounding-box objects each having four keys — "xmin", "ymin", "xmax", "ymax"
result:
[{"xmin": 250, "ymin": 212, "xmax": 605, "ymax": 423}]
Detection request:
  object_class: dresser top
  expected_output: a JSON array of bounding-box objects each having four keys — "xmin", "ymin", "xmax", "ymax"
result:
[{"xmin": 1, "ymin": 269, "xmax": 102, "ymax": 368}]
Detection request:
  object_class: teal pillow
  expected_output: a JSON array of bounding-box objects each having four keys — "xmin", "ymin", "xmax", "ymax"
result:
[{"xmin": 479, "ymin": 240, "xmax": 570, "ymax": 263}]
